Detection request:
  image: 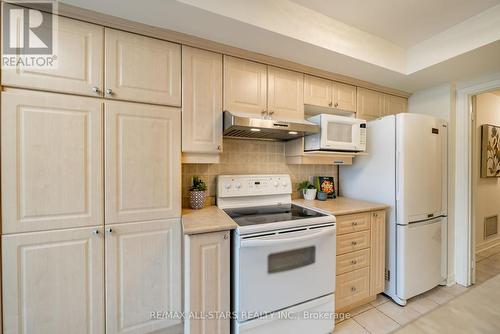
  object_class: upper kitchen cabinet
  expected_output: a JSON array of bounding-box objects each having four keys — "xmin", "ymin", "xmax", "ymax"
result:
[
  {"xmin": 356, "ymin": 87, "xmax": 385, "ymax": 121},
  {"xmin": 223, "ymin": 56, "xmax": 267, "ymax": 116},
  {"xmin": 2, "ymin": 14, "xmax": 104, "ymax": 97},
  {"xmin": 182, "ymin": 46, "xmax": 223, "ymax": 160},
  {"xmin": 304, "ymin": 75, "xmax": 357, "ymax": 113},
  {"xmin": 1, "ymin": 90, "xmax": 103, "ymax": 234},
  {"xmin": 384, "ymin": 95, "xmax": 408, "ymax": 116},
  {"xmin": 105, "ymin": 101, "xmax": 181, "ymax": 224},
  {"xmin": 268, "ymin": 66, "xmax": 304, "ymax": 120},
  {"xmin": 105, "ymin": 29, "xmax": 181, "ymax": 106}
]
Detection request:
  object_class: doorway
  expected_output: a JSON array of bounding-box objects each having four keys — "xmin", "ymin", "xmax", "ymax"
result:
[{"xmin": 471, "ymin": 90, "xmax": 500, "ymax": 284}]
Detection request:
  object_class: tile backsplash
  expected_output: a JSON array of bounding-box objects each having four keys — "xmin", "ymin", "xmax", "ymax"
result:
[{"xmin": 182, "ymin": 139, "xmax": 338, "ymax": 207}]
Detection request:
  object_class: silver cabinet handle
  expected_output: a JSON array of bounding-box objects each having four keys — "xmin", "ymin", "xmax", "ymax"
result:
[
  {"xmin": 92, "ymin": 87, "xmax": 100, "ymax": 94},
  {"xmin": 352, "ymin": 221, "xmax": 358, "ymax": 226},
  {"xmin": 105, "ymin": 88, "xmax": 113, "ymax": 95},
  {"xmin": 92, "ymin": 229, "xmax": 99, "ymax": 235},
  {"xmin": 351, "ymin": 287, "xmax": 357, "ymax": 292},
  {"xmin": 328, "ymin": 101, "xmax": 333, "ymax": 107},
  {"xmin": 351, "ymin": 260, "xmax": 357, "ymax": 265},
  {"xmin": 224, "ymin": 233, "xmax": 229, "ymax": 240},
  {"xmin": 106, "ymin": 228, "xmax": 113, "ymax": 234},
  {"xmin": 334, "ymin": 102, "xmax": 339, "ymax": 107},
  {"xmin": 217, "ymin": 145, "xmax": 221, "ymax": 151},
  {"xmin": 351, "ymin": 241, "xmax": 357, "ymax": 246}
]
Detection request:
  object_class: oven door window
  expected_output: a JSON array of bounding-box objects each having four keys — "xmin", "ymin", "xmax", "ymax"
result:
[{"xmin": 268, "ymin": 246, "xmax": 316, "ymax": 273}]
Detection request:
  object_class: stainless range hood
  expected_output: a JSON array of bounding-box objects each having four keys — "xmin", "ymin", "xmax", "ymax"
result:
[{"xmin": 223, "ymin": 111, "xmax": 320, "ymax": 141}]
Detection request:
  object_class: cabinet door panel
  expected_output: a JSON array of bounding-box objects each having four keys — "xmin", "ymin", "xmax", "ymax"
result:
[
  {"xmin": 105, "ymin": 29, "xmax": 181, "ymax": 106},
  {"xmin": 2, "ymin": 13, "xmax": 103, "ymax": 96},
  {"xmin": 370, "ymin": 211, "xmax": 386, "ymax": 295},
  {"xmin": 106, "ymin": 219, "xmax": 182, "ymax": 334},
  {"xmin": 2, "ymin": 227, "xmax": 104, "ymax": 334},
  {"xmin": 182, "ymin": 46, "xmax": 223, "ymax": 153},
  {"xmin": 357, "ymin": 88, "xmax": 384, "ymax": 121},
  {"xmin": 304, "ymin": 75, "xmax": 332, "ymax": 108},
  {"xmin": 223, "ymin": 56, "xmax": 267, "ymax": 115},
  {"xmin": 1, "ymin": 90, "xmax": 103, "ymax": 234},
  {"xmin": 333, "ymin": 82, "xmax": 357, "ymax": 113},
  {"xmin": 268, "ymin": 67, "xmax": 304, "ymax": 120},
  {"xmin": 186, "ymin": 231, "xmax": 230, "ymax": 334},
  {"xmin": 105, "ymin": 101, "xmax": 181, "ymax": 223},
  {"xmin": 385, "ymin": 95, "xmax": 408, "ymax": 115},
  {"xmin": 335, "ymin": 267, "xmax": 370, "ymax": 310}
]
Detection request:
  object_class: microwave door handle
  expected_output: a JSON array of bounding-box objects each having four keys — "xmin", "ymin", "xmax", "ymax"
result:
[{"xmin": 240, "ymin": 227, "xmax": 335, "ymax": 248}]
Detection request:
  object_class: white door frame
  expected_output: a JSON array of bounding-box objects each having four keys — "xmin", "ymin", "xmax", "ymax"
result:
[{"xmin": 454, "ymin": 72, "xmax": 500, "ymax": 286}]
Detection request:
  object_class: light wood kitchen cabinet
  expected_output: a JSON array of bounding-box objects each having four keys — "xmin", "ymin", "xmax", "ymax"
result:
[
  {"xmin": 267, "ymin": 66, "xmax": 304, "ymax": 120},
  {"xmin": 2, "ymin": 226, "xmax": 105, "ymax": 334},
  {"xmin": 105, "ymin": 28, "xmax": 181, "ymax": 106},
  {"xmin": 184, "ymin": 230, "xmax": 230, "ymax": 334},
  {"xmin": 335, "ymin": 209, "xmax": 387, "ymax": 312},
  {"xmin": 105, "ymin": 101, "xmax": 181, "ymax": 224},
  {"xmin": 2, "ymin": 13, "xmax": 104, "ymax": 97},
  {"xmin": 384, "ymin": 94, "xmax": 408, "ymax": 116},
  {"xmin": 356, "ymin": 87, "xmax": 385, "ymax": 120},
  {"xmin": 370, "ymin": 211, "xmax": 386, "ymax": 295},
  {"xmin": 223, "ymin": 56, "xmax": 267, "ymax": 115},
  {"xmin": 182, "ymin": 46, "xmax": 223, "ymax": 160},
  {"xmin": 304, "ymin": 75, "xmax": 357, "ymax": 113},
  {"xmin": 1, "ymin": 90, "xmax": 103, "ymax": 234},
  {"xmin": 106, "ymin": 219, "xmax": 182, "ymax": 334}
]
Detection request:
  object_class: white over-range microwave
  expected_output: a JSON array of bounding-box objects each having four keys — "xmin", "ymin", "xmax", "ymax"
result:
[{"xmin": 304, "ymin": 114, "xmax": 367, "ymax": 152}]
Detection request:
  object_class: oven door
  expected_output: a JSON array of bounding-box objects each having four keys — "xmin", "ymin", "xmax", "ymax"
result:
[
  {"xmin": 320, "ymin": 116, "xmax": 361, "ymax": 151},
  {"xmin": 235, "ymin": 225, "xmax": 336, "ymax": 321}
]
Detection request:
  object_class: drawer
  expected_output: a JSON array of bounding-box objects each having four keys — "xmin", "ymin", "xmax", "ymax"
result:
[
  {"xmin": 335, "ymin": 267, "xmax": 370, "ymax": 310},
  {"xmin": 336, "ymin": 249, "xmax": 370, "ymax": 275},
  {"xmin": 336, "ymin": 213, "xmax": 371, "ymax": 235},
  {"xmin": 337, "ymin": 230, "xmax": 370, "ymax": 255}
]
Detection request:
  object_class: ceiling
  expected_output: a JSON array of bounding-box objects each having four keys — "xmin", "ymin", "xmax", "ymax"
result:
[
  {"xmin": 58, "ymin": 0, "xmax": 500, "ymax": 93},
  {"xmin": 290, "ymin": 0, "xmax": 500, "ymax": 47}
]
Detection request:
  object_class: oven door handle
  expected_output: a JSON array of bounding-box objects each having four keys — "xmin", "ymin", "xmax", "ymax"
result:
[{"xmin": 240, "ymin": 227, "xmax": 335, "ymax": 248}]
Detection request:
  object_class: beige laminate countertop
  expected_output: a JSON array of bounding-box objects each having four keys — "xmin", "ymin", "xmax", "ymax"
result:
[
  {"xmin": 182, "ymin": 206, "xmax": 237, "ymax": 235},
  {"xmin": 293, "ymin": 196, "xmax": 389, "ymax": 216}
]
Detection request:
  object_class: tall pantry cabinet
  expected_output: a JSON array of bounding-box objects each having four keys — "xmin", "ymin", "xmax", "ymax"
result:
[{"xmin": 1, "ymin": 14, "xmax": 182, "ymax": 334}]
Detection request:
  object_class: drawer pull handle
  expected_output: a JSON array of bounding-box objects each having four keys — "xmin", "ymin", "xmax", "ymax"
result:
[
  {"xmin": 351, "ymin": 241, "xmax": 358, "ymax": 246},
  {"xmin": 351, "ymin": 287, "xmax": 357, "ymax": 292},
  {"xmin": 351, "ymin": 260, "xmax": 357, "ymax": 265},
  {"xmin": 352, "ymin": 222, "xmax": 358, "ymax": 226}
]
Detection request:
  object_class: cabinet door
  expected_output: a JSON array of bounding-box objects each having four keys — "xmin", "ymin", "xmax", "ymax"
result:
[
  {"xmin": 2, "ymin": 14, "xmax": 103, "ymax": 96},
  {"xmin": 268, "ymin": 66, "xmax": 304, "ymax": 120},
  {"xmin": 182, "ymin": 46, "xmax": 223, "ymax": 153},
  {"xmin": 385, "ymin": 95, "xmax": 408, "ymax": 115},
  {"xmin": 223, "ymin": 56, "xmax": 267, "ymax": 115},
  {"xmin": 106, "ymin": 219, "xmax": 182, "ymax": 334},
  {"xmin": 2, "ymin": 227, "xmax": 104, "ymax": 334},
  {"xmin": 304, "ymin": 75, "xmax": 332, "ymax": 108},
  {"xmin": 105, "ymin": 28, "xmax": 181, "ymax": 106},
  {"xmin": 356, "ymin": 87, "xmax": 384, "ymax": 120},
  {"xmin": 105, "ymin": 101, "xmax": 181, "ymax": 224},
  {"xmin": 185, "ymin": 231, "xmax": 230, "ymax": 334},
  {"xmin": 370, "ymin": 211, "xmax": 386, "ymax": 295},
  {"xmin": 332, "ymin": 82, "xmax": 357, "ymax": 113},
  {"xmin": 1, "ymin": 90, "xmax": 103, "ymax": 234}
]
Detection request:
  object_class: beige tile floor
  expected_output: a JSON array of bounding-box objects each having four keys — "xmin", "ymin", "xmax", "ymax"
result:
[{"xmin": 334, "ymin": 244, "xmax": 500, "ymax": 334}]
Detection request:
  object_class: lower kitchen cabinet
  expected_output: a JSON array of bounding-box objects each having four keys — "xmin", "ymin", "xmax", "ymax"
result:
[
  {"xmin": 184, "ymin": 231, "xmax": 230, "ymax": 334},
  {"xmin": 2, "ymin": 226, "xmax": 105, "ymax": 334},
  {"xmin": 335, "ymin": 210, "xmax": 386, "ymax": 312},
  {"xmin": 106, "ymin": 219, "xmax": 182, "ymax": 334}
]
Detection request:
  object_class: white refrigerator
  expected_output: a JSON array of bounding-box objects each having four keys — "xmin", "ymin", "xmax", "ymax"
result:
[{"xmin": 340, "ymin": 113, "xmax": 448, "ymax": 306}]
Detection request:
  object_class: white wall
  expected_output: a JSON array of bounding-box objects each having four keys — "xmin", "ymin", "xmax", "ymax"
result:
[
  {"xmin": 409, "ymin": 83, "xmax": 456, "ymax": 284},
  {"xmin": 474, "ymin": 92, "xmax": 500, "ymax": 252}
]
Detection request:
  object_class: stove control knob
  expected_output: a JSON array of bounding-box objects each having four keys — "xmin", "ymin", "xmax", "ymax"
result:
[
  {"xmin": 224, "ymin": 184, "xmax": 231, "ymax": 190},
  {"xmin": 273, "ymin": 181, "xmax": 279, "ymax": 187},
  {"xmin": 235, "ymin": 183, "xmax": 242, "ymax": 189},
  {"xmin": 282, "ymin": 181, "xmax": 288, "ymax": 187}
]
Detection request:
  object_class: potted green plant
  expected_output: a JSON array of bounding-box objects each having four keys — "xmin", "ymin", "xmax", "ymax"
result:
[
  {"xmin": 189, "ymin": 176, "xmax": 208, "ymax": 209},
  {"xmin": 297, "ymin": 180, "xmax": 317, "ymax": 200}
]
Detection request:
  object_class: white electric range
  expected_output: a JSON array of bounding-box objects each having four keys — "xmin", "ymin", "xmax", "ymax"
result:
[{"xmin": 217, "ymin": 174, "xmax": 336, "ymax": 334}]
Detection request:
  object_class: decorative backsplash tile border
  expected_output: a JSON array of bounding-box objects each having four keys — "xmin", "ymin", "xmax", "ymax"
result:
[{"xmin": 182, "ymin": 139, "xmax": 338, "ymax": 208}]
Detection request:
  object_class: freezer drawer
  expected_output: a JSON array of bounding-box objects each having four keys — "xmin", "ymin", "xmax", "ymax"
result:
[{"xmin": 396, "ymin": 217, "xmax": 446, "ymax": 300}]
